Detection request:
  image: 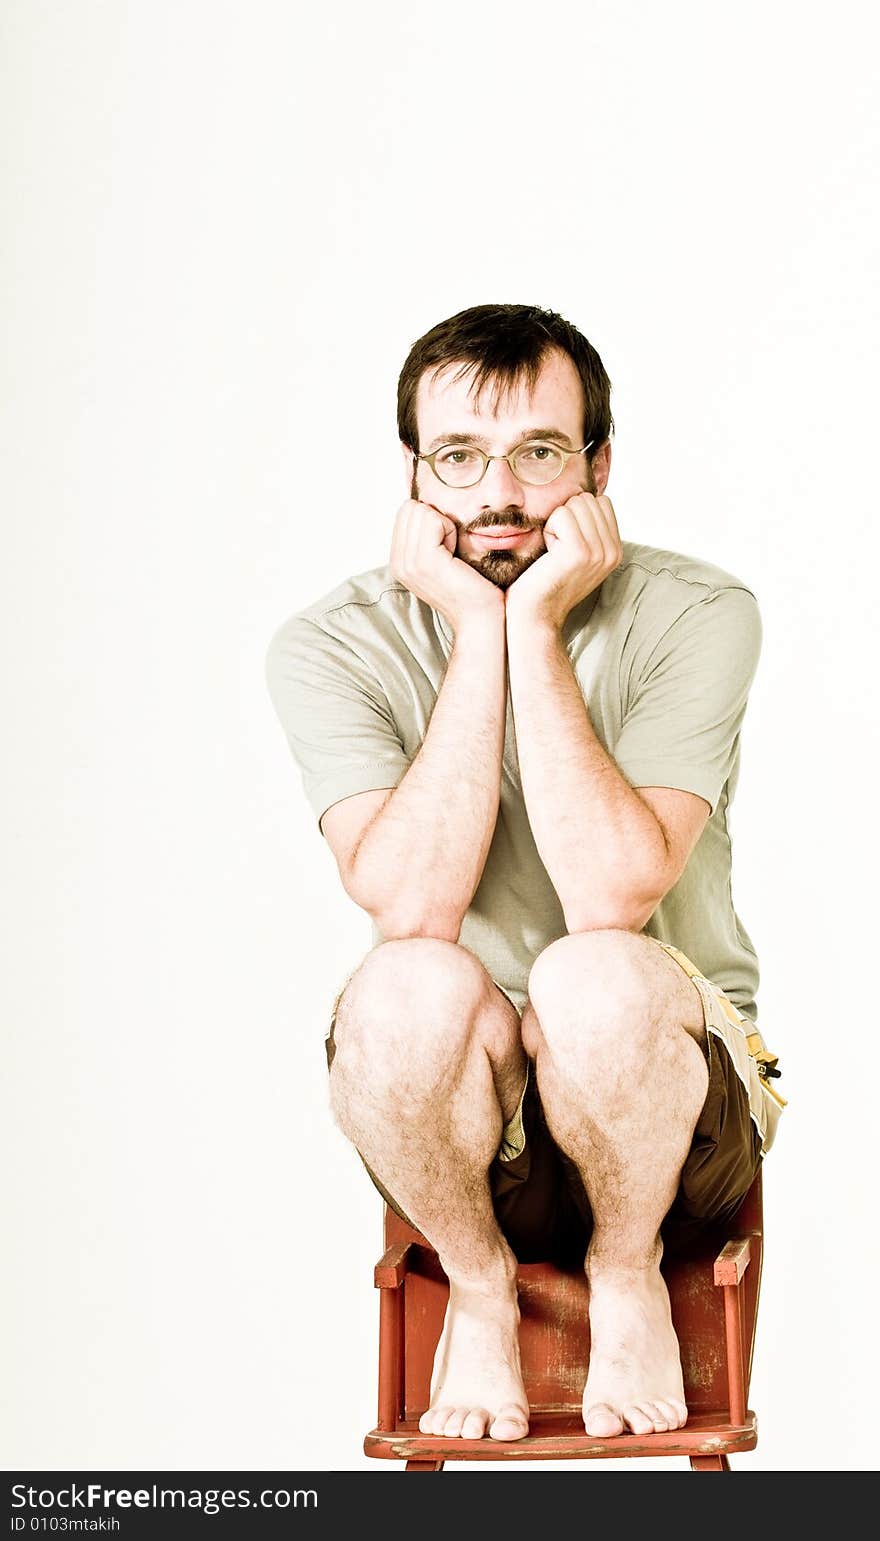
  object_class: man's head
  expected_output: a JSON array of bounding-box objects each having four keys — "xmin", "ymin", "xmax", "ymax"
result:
[{"xmin": 398, "ymin": 304, "xmax": 613, "ymax": 590}]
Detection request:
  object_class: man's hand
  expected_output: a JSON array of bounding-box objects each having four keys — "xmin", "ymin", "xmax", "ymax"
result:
[
  {"xmin": 505, "ymin": 492, "xmax": 622, "ymax": 631},
  {"xmin": 390, "ymin": 499, "xmax": 505, "ymax": 633}
]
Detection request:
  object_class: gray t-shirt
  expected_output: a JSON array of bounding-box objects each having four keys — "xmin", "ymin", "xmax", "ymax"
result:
[{"xmin": 266, "ymin": 539, "xmax": 764, "ymax": 1025}]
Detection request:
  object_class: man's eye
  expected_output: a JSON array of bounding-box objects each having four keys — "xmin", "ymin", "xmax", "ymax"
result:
[
  {"xmin": 438, "ymin": 447, "xmax": 480, "ymax": 465},
  {"xmin": 522, "ymin": 444, "xmax": 556, "ymax": 461}
]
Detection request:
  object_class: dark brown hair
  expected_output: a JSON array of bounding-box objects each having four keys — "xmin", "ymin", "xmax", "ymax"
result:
[{"xmin": 397, "ymin": 303, "xmax": 613, "ymax": 454}]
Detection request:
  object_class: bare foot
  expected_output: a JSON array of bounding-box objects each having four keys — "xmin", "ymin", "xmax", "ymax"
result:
[
  {"xmin": 582, "ymin": 1259, "xmax": 689, "ymax": 1437},
  {"xmin": 418, "ymin": 1277, "xmax": 530, "ymax": 1440}
]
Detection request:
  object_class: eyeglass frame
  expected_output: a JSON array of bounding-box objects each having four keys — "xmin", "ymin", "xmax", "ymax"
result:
[{"xmin": 414, "ymin": 437, "xmax": 597, "ymax": 488}]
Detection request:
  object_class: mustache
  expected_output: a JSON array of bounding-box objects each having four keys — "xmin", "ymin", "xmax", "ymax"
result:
[{"xmin": 466, "ymin": 511, "xmax": 540, "ymax": 534}]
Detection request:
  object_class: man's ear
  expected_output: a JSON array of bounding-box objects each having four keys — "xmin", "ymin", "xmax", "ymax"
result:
[
  {"xmin": 591, "ymin": 439, "xmax": 612, "ymax": 496},
  {"xmin": 401, "ymin": 440, "xmax": 416, "ymax": 488}
]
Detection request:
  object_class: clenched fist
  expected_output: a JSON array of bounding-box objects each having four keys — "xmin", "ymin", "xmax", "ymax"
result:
[
  {"xmin": 505, "ymin": 492, "xmax": 622, "ymax": 631},
  {"xmin": 389, "ymin": 499, "xmax": 505, "ymax": 633}
]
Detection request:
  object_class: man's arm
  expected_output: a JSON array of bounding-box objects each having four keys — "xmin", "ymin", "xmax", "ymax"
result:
[
  {"xmin": 341, "ymin": 498, "xmax": 508, "ymax": 942},
  {"xmin": 505, "ymin": 611, "xmax": 670, "ymax": 933},
  {"xmin": 503, "ymin": 489, "xmax": 672, "ymax": 933},
  {"xmin": 342, "ymin": 603, "xmax": 506, "ymax": 941}
]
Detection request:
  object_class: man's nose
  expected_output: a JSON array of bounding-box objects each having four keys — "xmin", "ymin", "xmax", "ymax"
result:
[{"xmin": 481, "ymin": 455, "xmax": 525, "ymax": 505}]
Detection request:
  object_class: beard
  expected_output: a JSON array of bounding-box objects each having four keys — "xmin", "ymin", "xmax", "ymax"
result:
[{"xmin": 456, "ymin": 529, "xmax": 546, "ymax": 591}]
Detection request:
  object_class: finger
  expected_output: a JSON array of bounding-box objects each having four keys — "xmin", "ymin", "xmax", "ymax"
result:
[
  {"xmin": 543, "ymin": 506, "xmax": 581, "ymax": 549},
  {"xmin": 566, "ymin": 492, "xmax": 617, "ymax": 568},
  {"xmin": 401, "ymin": 500, "xmax": 423, "ymax": 574},
  {"xmin": 416, "ymin": 505, "xmax": 460, "ymax": 578},
  {"xmin": 389, "ymin": 499, "xmax": 413, "ymax": 573},
  {"xmin": 437, "ymin": 512, "xmax": 458, "ymax": 554},
  {"xmin": 553, "ymin": 498, "xmax": 604, "ymax": 555},
  {"xmin": 427, "ymin": 509, "xmax": 458, "ymax": 561},
  {"xmin": 405, "ymin": 500, "xmax": 442, "ymax": 571},
  {"xmin": 418, "ymin": 501, "xmax": 455, "ymax": 544},
  {"xmin": 593, "ymin": 493, "xmax": 621, "ymax": 552},
  {"xmin": 545, "ymin": 503, "xmax": 587, "ymax": 539},
  {"xmin": 590, "ymin": 495, "xmax": 622, "ymax": 565}
]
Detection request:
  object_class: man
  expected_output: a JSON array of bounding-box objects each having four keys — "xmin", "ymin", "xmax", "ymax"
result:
[{"xmin": 266, "ymin": 303, "xmax": 784, "ymax": 1443}]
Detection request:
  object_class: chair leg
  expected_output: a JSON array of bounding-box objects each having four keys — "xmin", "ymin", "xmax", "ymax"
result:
[
  {"xmin": 690, "ymin": 1454, "xmax": 731, "ymax": 1471},
  {"xmin": 405, "ymin": 1459, "xmax": 445, "ymax": 1471}
]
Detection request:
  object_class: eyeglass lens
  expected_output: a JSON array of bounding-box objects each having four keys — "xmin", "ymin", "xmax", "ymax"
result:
[{"xmin": 432, "ymin": 442, "xmax": 568, "ymax": 487}]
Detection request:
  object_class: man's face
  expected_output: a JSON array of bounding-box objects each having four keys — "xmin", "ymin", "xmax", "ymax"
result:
[{"xmin": 404, "ymin": 348, "xmax": 611, "ymax": 591}]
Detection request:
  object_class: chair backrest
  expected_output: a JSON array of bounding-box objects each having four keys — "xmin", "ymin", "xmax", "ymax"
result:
[{"xmin": 384, "ymin": 1167, "xmax": 763, "ymax": 1418}]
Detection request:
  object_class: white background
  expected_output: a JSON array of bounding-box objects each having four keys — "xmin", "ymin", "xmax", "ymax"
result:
[{"xmin": 3, "ymin": 0, "xmax": 878, "ymax": 1474}]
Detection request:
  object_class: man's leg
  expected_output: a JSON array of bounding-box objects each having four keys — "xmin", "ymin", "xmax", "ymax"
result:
[
  {"xmin": 523, "ymin": 928, "xmax": 709, "ymax": 1438},
  {"xmin": 328, "ymin": 937, "xmax": 530, "ymax": 1440}
]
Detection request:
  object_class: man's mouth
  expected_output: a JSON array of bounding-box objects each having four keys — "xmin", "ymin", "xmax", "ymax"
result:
[{"xmin": 469, "ymin": 527, "xmax": 534, "ymax": 549}]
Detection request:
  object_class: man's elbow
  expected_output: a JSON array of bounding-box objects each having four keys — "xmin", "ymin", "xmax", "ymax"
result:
[
  {"xmin": 346, "ymin": 880, "xmax": 464, "ymax": 944},
  {"xmin": 373, "ymin": 909, "xmax": 463, "ymax": 944},
  {"xmin": 562, "ymin": 887, "xmax": 661, "ymax": 937}
]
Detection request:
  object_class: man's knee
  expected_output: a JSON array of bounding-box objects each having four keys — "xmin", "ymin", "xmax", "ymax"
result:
[
  {"xmin": 526, "ymin": 929, "xmax": 659, "ymax": 1061},
  {"xmin": 331, "ymin": 937, "xmax": 511, "ymax": 1079}
]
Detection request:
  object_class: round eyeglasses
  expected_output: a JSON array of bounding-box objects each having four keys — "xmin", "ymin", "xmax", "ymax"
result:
[{"xmin": 415, "ymin": 438, "xmax": 596, "ymax": 489}]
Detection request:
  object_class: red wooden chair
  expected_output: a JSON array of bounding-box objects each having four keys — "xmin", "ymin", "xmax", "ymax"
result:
[{"xmin": 364, "ymin": 1167, "xmax": 764, "ymax": 1471}]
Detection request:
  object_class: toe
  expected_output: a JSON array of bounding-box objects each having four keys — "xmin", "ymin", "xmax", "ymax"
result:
[
  {"xmin": 441, "ymin": 1408, "xmax": 469, "ymax": 1438},
  {"xmin": 653, "ymin": 1398, "xmax": 686, "ymax": 1429},
  {"xmin": 489, "ymin": 1404, "xmax": 529, "ymax": 1441},
  {"xmin": 583, "ymin": 1402, "xmax": 625, "ymax": 1437},
  {"xmin": 637, "ymin": 1400, "xmax": 669, "ymax": 1431},
  {"xmin": 418, "ymin": 1405, "xmax": 452, "ymax": 1435},
  {"xmin": 622, "ymin": 1403, "xmax": 656, "ymax": 1435},
  {"xmin": 460, "ymin": 1408, "xmax": 490, "ymax": 1439}
]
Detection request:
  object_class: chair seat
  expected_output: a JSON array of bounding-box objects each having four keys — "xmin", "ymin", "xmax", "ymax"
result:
[{"xmin": 365, "ymin": 1407, "xmax": 758, "ymax": 1463}]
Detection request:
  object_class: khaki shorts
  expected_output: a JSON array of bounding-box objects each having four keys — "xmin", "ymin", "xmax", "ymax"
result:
[{"xmin": 324, "ymin": 938, "xmax": 785, "ymax": 1263}]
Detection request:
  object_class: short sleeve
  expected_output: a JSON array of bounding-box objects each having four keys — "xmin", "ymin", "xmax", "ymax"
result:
[
  {"xmin": 611, "ymin": 587, "xmax": 762, "ymax": 818},
  {"xmin": 265, "ymin": 616, "xmax": 412, "ymax": 830}
]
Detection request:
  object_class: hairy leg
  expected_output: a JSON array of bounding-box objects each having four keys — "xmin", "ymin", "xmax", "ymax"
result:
[
  {"xmin": 329, "ymin": 937, "xmax": 530, "ymax": 1440},
  {"xmin": 524, "ymin": 929, "xmax": 709, "ymax": 1437}
]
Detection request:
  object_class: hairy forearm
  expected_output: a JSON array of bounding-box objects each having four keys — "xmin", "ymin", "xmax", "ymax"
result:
[
  {"xmin": 349, "ymin": 608, "xmax": 507, "ymax": 940},
  {"xmin": 506, "ymin": 614, "xmax": 668, "ymax": 932}
]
